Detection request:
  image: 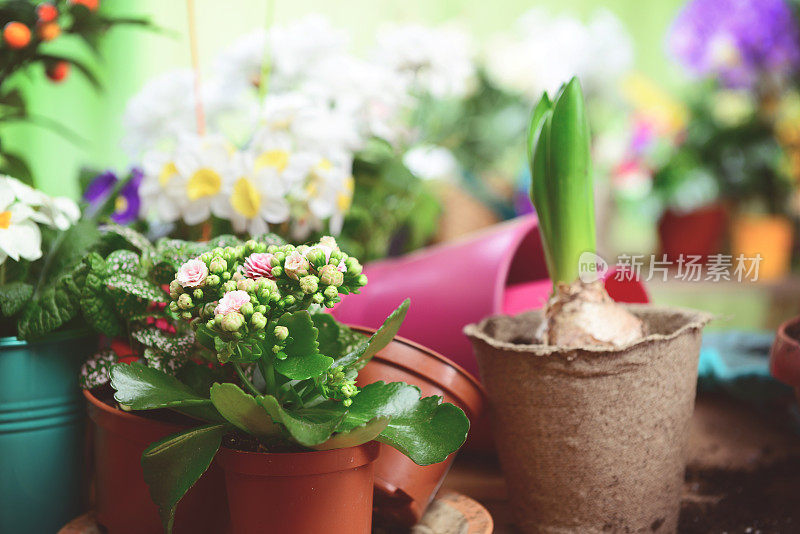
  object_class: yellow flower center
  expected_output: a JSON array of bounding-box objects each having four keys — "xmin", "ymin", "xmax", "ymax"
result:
[
  {"xmin": 114, "ymin": 196, "xmax": 128, "ymax": 214},
  {"xmin": 0, "ymin": 211, "xmax": 11, "ymax": 229},
  {"xmin": 230, "ymin": 177, "xmax": 261, "ymax": 218},
  {"xmin": 317, "ymin": 158, "xmax": 333, "ymax": 171},
  {"xmin": 337, "ymin": 176, "xmax": 354, "ymax": 211},
  {"xmin": 159, "ymin": 162, "xmax": 178, "ymax": 186},
  {"xmin": 255, "ymin": 150, "xmax": 290, "ymax": 172},
  {"xmin": 186, "ymin": 168, "xmax": 222, "ymax": 200}
]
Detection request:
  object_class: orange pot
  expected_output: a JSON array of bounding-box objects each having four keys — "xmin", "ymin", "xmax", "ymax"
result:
[
  {"xmin": 217, "ymin": 442, "xmax": 380, "ymax": 534},
  {"xmin": 84, "ymin": 389, "xmax": 228, "ymax": 534},
  {"xmin": 354, "ymin": 327, "xmax": 487, "ymax": 526},
  {"xmin": 731, "ymin": 214, "xmax": 794, "ymax": 282}
]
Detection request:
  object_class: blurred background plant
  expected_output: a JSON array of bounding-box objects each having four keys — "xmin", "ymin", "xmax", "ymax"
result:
[{"xmin": 0, "ymin": 0, "xmax": 149, "ymax": 183}]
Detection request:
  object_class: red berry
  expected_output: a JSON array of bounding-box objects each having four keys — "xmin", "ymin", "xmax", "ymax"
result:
[
  {"xmin": 46, "ymin": 61, "xmax": 70, "ymax": 82},
  {"xmin": 69, "ymin": 0, "xmax": 99, "ymax": 11},
  {"xmin": 36, "ymin": 3, "xmax": 59, "ymax": 23},
  {"xmin": 3, "ymin": 22, "xmax": 31, "ymax": 49},
  {"xmin": 37, "ymin": 21, "xmax": 61, "ymax": 42}
]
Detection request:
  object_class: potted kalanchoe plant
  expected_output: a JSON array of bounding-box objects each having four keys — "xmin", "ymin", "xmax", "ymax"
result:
[
  {"xmin": 108, "ymin": 236, "xmax": 470, "ymax": 533},
  {"xmin": 465, "ymin": 78, "xmax": 711, "ymax": 533}
]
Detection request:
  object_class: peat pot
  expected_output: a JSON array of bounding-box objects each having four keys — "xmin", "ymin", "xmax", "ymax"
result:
[
  {"xmin": 85, "ymin": 388, "xmax": 228, "ymax": 534},
  {"xmin": 0, "ymin": 329, "xmax": 94, "ymax": 533},
  {"xmin": 217, "ymin": 442, "xmax": 380, "ymax": 534},
  {"xmin": 354, "ymin": 327, "xmax": 486, "ymax": 526},
  {"xmin": 465, "ymin": 306, "xmax": 710, "ymax": 534}
]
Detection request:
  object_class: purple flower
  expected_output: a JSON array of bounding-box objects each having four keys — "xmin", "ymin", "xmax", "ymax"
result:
[
  {"xmin": 669, "ymin": 0, "xmax": 800, "ymax": 88},
  {"xmin": 84, "ymin": 168, "xmax": 143, "ymax": 224}
]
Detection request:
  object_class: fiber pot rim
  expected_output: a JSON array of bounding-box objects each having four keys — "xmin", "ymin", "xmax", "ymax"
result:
[
  {"xmin": 217, "ymin": 440, "xmax": 380, "ymax": 477},
  {"xmin": 464, "ymin": 304, "xmax": 713, "ymax": 356},
  {"xmin": 349, "ymin": 324, "xmax": 487, "ymax": 419},
  {"xmin": 775, "ymin": 316, "xmax": 800, "ymax": 352}
]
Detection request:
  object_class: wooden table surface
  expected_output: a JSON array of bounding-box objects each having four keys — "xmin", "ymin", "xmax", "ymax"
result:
[{"xmin": 442, "ymin": 392, "xmax": 800, "ymax": 534}]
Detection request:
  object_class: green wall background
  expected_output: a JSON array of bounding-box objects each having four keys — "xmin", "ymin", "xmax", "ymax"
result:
[{"xmin": 5, "ymin": 0, "xmax": 686, "ymax": 198}]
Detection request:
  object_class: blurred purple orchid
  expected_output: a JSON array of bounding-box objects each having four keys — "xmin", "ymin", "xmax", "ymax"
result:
[
  {"xmin": 669, "ymin": 0, "xmax": 800, "ymax": 89},
  {"xmin": 84, "ymin": 168, "xmax": 143, "ymax": 224}
]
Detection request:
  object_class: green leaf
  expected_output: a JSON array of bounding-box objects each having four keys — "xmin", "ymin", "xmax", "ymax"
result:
[
  {"xmin": 210, "ymin": 383, "xmax": 280, "ymax": 440},
  {"xmin": 341, "ymin": 381, "xmax": 469, "ymax": 466},
  {"xmin": 336, "ymin": 299, "xmax": 409, "ymax": 370},
  {"xmin": 80, "ymin": 282, "xmax": 122, "ymax": 337},
  {"xmin": 110, "ymin": 362, "xmax": 221, "ymax": 422},
  {"xmin": 106, "ymin": 273, "xmax": 168, "ymax": 303},
  {"xmin": 105, "ymin": 249, "xmax": 141, "ymax": 275},
  {"xmin": 528, "ymin": 77, "xmax": 595, "ymax": 284},
  {"xmin": 101, "ymin": 223, "xmax": 155, "ymax": 256},
  {"xmin": 272, "ymin": 312, "xmax": 334, "ymax": 380},
  {"xmin": 258, "ymin": 395, "xmax": 343, "ymax": 447},
  {"xmin": 312, "ymin": 417, "xmax": 389, "ymax": 451},
  {"xmin": 142, "ymin": 424, "xmax": 227, "ymax": 533},
  {"xmin": 311, "ymin": 313, "xmax": 366, "ymax": 360},
  {"xmin": 17, "ymin": 281, "xmax": 79, "ymax": 339},
  {"xmin": 0, "ymin": 281, "xmax": 33, "ymax": 318},
  {"xmin": 132, "ymin": 327, "xmax": 195, "ymax": 360}
]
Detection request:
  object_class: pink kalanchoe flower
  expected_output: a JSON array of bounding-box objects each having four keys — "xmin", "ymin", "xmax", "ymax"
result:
[
  {"xmin": 304, "ymin": 245, "xmax": 333, "ymax": 264},
  {"xmin": 177, "ymin": 259, "xmax": 208, "ymax": 288},
  {"xmin": 337, "ymin": 258, "xmax": 347, "ymax": 273},
  {"xmin": 243, "ymin": 253, "xmax": 274, "ymax": 279},
  {"xmin": 284, "ymin": 251, "xmax": 310, "ymax": 280},
  {"xmin": 215, "ymin": 290, "xmax": 251, "ymax": 316}
]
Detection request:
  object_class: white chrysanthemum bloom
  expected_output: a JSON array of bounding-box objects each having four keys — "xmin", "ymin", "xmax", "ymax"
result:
[
  {"xmin": 221, "ymin": 149, "xmax": 292, "ymax": 236},
  {"xmin": 403, "ymin": 145, "xmax": 460, "ymax": 182},
  {"xmin": 373, "ymin": 24, "xmax": 477, "ymax": 99},
  {"xmin": 485, "ymin": 9, "xmax": 633, "ymax": 100},
  {"xmin": 121, "ymin": 70, "xmax": 233, "ymax": 157},
  {"xmin": 0, "ymin": 177, "xmax": 44, "ymax": 264}
]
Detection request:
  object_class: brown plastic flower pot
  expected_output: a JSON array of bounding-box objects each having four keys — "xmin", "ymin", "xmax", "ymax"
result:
[
  {"xmin": 84, "ymin": 389, "xmax": 228, "ymax": 534},
  {"xmin": 770, "ymin": 316, "xmax": 800, "ymax": 403},
  {"xmin": 353, "ymin": 327, "xmax": 487, "ymax": 527},
  {"xmin": 466, "ymin": 306, "xmax": 710, "ymax": 534},
  {"xmin": 217, "ymin": 441, "xmax": 380, "ymax": 534}
]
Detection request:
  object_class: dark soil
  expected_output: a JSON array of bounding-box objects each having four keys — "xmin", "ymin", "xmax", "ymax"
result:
[{"xmin": 679, "ymin": 458, "xmax": 800, "ymax": 533}]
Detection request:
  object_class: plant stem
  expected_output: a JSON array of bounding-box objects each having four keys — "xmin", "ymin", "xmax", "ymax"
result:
[
  {"xmin": 233, "ymin": 363, "xmax": 261, "ymax": 396},
  {"xmin": 258, "ymin": 356, "xmax": 276, "ymax": 396}
]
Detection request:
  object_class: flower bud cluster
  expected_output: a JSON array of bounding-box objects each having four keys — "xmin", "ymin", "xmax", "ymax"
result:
[
  {"xmin": 323, "ymin": 366, "xmax": 360, "ymax": 407},
  {"xmin": 169, "ymin": 237, "xmax": 368, "ymax": 352}
]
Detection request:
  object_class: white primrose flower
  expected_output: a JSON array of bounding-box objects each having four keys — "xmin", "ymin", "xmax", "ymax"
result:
[
  {"xmin": 373, "ymin": 24, "xmax": 477, "ymax": 99},
  {"xmin": 2, "ymin": 177, "xmax": 79, "ymax": 230},
  {"xmin": 403, "ymin": 145, "xmax": 460, "ymax": 182},
  {"xmin": 485, "ymin": 9, "xmax": 633, "ymax": 100},
  {"xmin": 220, "ymin": 148, "xmax": 292, "ymax": 236},
  {"xmin": 296, "ymin": 152, "xmax": 354, "ymax": 235},
  {"xmin": 139, "ymin": 147, "xmax": 186, "ymax": 223},
  {"xmin": 0, "ymin": 177, "xmax": 44, "ymax": 264},
  {"xmin": 173, "ymin": 134, "xmax": 234, "ymax": 225}
]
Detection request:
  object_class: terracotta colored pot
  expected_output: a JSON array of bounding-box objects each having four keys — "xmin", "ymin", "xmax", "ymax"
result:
[
  {"xmin": 217, "ymin": 442, "xmax": 380, "ymax": 534},
  {"xmin": 334, "ymin": 215, "xmax": 648, "ymax": 380},
  {"xmin": 658, "ymin": 203, "xmax": 727, "ymax": 262},
  {"xmin": 731, "ymin": 213, "xmax": 794, "ymax": 282},
  {"xmin": 84, "ymin": 389, "xmax": 228, "ymax": 534},
  {"xmin": 770, "ymin": 316, "xmax": 800, "ymax": 403},
  {"xmin": 353, "ymin": 327, "xmax": 486, "ymax": 526}
]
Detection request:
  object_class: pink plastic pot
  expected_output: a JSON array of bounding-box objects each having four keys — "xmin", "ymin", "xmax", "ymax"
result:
[{"xmin": 334, "ymin": 215, "xmax": 648, "ymax": 379}]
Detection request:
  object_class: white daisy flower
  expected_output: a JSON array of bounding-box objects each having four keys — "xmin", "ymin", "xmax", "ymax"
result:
[
  {"xmin": 139, "ymin": 148, "xmax": 186, "ymax": 223},
  {"xmin": 0, "ymin": 178, "xmax": 44, "ymax": 264}
]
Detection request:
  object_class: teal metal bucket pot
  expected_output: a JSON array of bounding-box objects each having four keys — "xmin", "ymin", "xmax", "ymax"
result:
[{"xmin": 0, "ymin": 330, "xmax": 96, "ymax": 533}]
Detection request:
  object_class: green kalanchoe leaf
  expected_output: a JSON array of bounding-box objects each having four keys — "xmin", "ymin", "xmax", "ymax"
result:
[
  {"xmin": 209, "ymin": 383, "xmax": 280, "ymax": 440},
  {"xmin": 110, "ymin": 362, "xmax": 222, "ymax": 422},
  {"xmin": 340, "ymin": 381, "xmax": 469, "ymax": 466},
  {"xmin": 311, "ymin": 417, "xmax": 389, "ymax": 451},
  {"xmin": 141, "ymin": 424, "xmax": 228, "ymax": 534},
  {"xmin": 258, "ymin": 395, "xmax": 344, "ymax": 447},
  {"xmin": 0, "ymin": 281, "xmax": 33, "ymax": 318},
  {"xmin": 272, "ymin": 311, "xmax": 334, "ymax": 380},
  {"xmin": 335, "ymin": 299, "xmax": 410, "ymax": 371}
]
